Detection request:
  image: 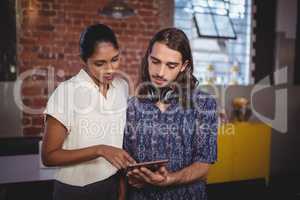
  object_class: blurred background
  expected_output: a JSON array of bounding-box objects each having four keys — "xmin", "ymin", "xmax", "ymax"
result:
[{"xmin": 0, "ymin": 0, "xmax": 299, "ymax": 199}]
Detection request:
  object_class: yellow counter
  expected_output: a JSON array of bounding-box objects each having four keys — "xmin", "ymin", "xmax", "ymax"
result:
[{"xmin": 207, "ymin": 122, "xmax": 271, "ymax": 185}]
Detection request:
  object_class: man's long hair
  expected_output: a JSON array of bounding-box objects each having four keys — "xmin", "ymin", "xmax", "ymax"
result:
[{"xmin": 138, "ymin": 28, "xmax": 198, "ymax": 109}]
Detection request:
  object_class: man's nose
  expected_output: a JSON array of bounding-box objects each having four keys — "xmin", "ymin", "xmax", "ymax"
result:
[{"xmin": 158, "ymin": 65, "xmax": 167, "ymax": 77}]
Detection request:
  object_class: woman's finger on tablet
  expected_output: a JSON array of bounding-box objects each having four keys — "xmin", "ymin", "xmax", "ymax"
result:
[
  {"xmin": 122, "ymin": 151, "xmax": 136, "ymax": 164},
  {"xmin": 115, "ymin": 156, "xmax": 127, "ymax": 169},
  {"xmin": 110, "ymin": 159, "xmax": 122, "ymax": 170}
]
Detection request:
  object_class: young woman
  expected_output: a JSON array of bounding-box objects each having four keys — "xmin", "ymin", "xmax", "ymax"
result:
[
  {"xmin": 123, "ymin": 28, "xmax": 218, "ymax": 200},
  {"xmin": 42, "ymin": 24, "xmax": 134, "ymax": 200}
]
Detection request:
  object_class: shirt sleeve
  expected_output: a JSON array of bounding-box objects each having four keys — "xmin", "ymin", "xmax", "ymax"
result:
[
  {"xmin": 43, "ymin": 82, "xmax": 73, "ymax": 133},
  {"xmin": 192, "ymin": 93, "xmax": 218, "ymax": 164}
]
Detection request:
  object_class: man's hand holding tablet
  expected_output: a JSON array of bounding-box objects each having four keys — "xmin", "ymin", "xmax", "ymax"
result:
[{"xmin": 126, "ymin": 159, "xmax": 177, "ymax": 188}]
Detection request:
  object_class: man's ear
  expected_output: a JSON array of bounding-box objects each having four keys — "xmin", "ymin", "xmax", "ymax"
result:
[{"xmin": 180, "ymin": 60, "xmax": 189, "ymax": 72}]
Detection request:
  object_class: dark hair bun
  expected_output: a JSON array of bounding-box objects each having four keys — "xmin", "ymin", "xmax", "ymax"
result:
[{"xmin": 79, "ymin": 24, "xmax": 119, "ymax": 62}]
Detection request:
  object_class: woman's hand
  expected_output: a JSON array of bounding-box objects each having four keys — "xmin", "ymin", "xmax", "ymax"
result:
[
  {"xmin": 97, "ymin": 145, "xmax": 135, "ymax": 170},
  {"xmin": 127, "ymin": 166, "xmax": 175, "ymax": 187}
]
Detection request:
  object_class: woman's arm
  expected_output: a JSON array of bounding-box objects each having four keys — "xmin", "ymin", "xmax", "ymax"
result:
[{"xmin": 42, "ymin": 115, "xmax": 135, "ymax": 169}]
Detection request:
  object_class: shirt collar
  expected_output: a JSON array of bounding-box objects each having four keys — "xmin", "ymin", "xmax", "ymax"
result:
[{"xmin": 143, "ymin": 98, "xmax": 180, "ymax": 113}]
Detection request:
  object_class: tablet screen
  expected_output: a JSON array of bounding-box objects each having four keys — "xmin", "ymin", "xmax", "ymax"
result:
[{"xmin": 127, "ymin": 159, "xmax": 169, "ymax": 171}]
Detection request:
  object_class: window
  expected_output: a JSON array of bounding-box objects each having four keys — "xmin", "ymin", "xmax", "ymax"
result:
[
  {"xmin": 175, "ymin": 0, "xmax": 253, "ymax": 85},
  {"xmin": 193, "ymin": 0, "xmax": 237, "ymax": 39}
]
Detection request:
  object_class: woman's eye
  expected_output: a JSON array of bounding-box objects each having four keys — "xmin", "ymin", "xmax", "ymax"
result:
[
  {"xmin": 112, "ymin": 57, "xmax": 119, "ymax": 62},
  {"xmin": 95, "ymin": 63, "xmax": 104, "ymax": 67},
  {"xmin": 152, "ymin": 60, "xmax": 159, "ymax": 64}
]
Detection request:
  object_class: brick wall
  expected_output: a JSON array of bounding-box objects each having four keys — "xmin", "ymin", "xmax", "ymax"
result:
[{"xmin": 18, "ymin": 0, "xmax": 174, "ymax": 135}]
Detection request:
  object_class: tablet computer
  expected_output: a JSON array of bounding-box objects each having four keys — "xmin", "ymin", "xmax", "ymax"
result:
[{"xmin": 127, "ymin": 159, "xmax": 169, "ymax": 172}]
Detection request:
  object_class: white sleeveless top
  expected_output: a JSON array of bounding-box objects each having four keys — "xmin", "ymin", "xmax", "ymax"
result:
[{"xmin": 44, "ymin": 69, "xmax": 128, "ymax": 186}]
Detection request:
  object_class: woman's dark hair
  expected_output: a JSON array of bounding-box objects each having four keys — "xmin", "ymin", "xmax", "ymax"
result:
[
  {"xmin": 139, "ymin": 27, "xmax": 198, "ymax": 109},
  {"xmin": 79, "ymin": 24, "xmax": 119, "ymax": 62}
]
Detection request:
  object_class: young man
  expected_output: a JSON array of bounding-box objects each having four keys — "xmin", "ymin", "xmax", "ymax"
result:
[{"xmin": 123, "ymin": 28, "xmax": 218, "ymax": 200}]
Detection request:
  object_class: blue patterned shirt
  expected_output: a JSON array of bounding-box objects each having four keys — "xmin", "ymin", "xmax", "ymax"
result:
[{"xmin": 123, "ymin": 90, "xmax": 218, "ymax": 200}]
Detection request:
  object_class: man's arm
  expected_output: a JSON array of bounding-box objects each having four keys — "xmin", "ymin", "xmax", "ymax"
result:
[{"xmin": 168, "ymin": 162, "xmax": 210, "ymax": 185}]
